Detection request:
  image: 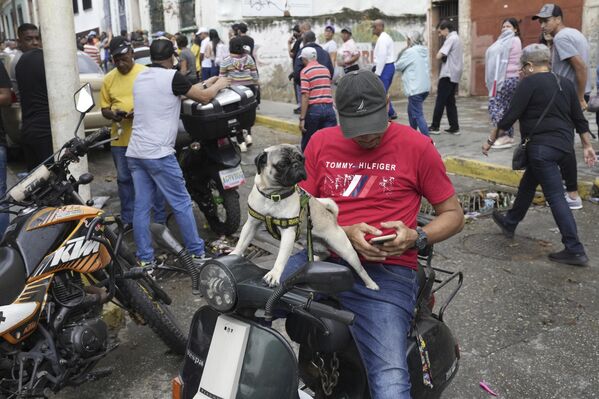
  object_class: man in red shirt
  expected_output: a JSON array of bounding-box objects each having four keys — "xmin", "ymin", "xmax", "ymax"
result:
[
  {"xmin": 284, "ymin": 70, "xmax": 464, "ymax": 398},
  {"xmin": 299, "ymin": 46, "xmax": 337, "ymax": 150}
]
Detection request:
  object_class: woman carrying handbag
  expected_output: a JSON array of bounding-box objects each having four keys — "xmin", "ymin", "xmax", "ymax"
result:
[{"xmin": 482, "ymin": 44, "xmax": 595, "ymax": 266}]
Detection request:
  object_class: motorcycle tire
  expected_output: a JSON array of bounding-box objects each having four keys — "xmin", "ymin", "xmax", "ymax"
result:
[
  {"xmin": 117, "ymin": 276, "xmax": 187, "ymax": 355},
  {"xmin": 107, "ymin": 231, "xmax": 187, "ymax": 355},
  {"xmin": 201, "ymin": 181, "xmax": 240, "ymax": 236}
]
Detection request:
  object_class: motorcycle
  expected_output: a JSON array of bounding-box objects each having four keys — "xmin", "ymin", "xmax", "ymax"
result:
[
  {"xmin": 171, "ymin": 216, "xmax": 463, "ymax": 399},
  {"xmin": 177, "ymin": 85, "xmax": 258, "ymax": 236},
  {"xmin": 0, "ymin": 84, "xmax": 187, "ymax": 398}
]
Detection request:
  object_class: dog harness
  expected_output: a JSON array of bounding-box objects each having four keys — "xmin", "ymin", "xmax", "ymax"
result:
[{"xmin": 247, "ymin": 186, "xmax": 311, "ymax": 245}]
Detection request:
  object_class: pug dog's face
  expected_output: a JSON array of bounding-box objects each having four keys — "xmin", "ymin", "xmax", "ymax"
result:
[{"xmin": 254, "ymin": 144, "xmax": 307, "ymax": 188}]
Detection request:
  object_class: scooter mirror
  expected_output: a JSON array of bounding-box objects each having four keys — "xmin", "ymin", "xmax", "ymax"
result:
[
  {"xmin": 284, "ymin": 261, "xmax": 355, "ymax": 293},
  {"xmin": 74, "ymin": 83, "xmax": 94, "ymax": 114}
]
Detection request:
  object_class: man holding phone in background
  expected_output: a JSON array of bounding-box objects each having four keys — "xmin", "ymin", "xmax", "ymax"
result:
[
  {"xmin": 101, "ymin": 36, "xmax": 166, "ymax": 230},
  {"xmin": 283, "ymin": 70, "xmax": 464, "ymax": 398}
]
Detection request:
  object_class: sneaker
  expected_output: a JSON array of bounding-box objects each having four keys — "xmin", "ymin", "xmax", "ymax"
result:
[
  {"xmin": 445, "ymin": 127, "xmax": 460, "ymax": 135},
  {"xmin": 245, "ymin": 133, "xmax": 253, "ymax": 147},
  {"xmin": 293, "ymin": 107, "xmax": 301, "ymax": 115},
  {"xmin": 192, "ymin": 253, "xmax": 212, "ymax": 267},
  {"xmin": 565, "ymin": 193, "xmax": 583, "ymax": 210},
  {"xmin": 491, "ymin": 210, "xmax": 515, "ymax": 239},
  {"xmin": 491, "ymin": 136, "xmax": 515, "ymax": 149},
  {"xmin": 428, "ymin": 125, "xmax": 440, "ymax": 133},
  {"xmin": 548, "ymin": 249, "xmax": 589, "ymax": 266},
  {"xmin": 137, "ymin": 259, "xmax": 164, "ymax": 278},
  {"xmin": 238, "ymin": 142, "xmax": 248, "ymax": 153}
]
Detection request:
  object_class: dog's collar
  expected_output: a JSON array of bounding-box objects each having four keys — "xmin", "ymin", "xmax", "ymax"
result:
[{"xmin": 257, "ymin": 185, "xmax": 297, "ymax": 202}]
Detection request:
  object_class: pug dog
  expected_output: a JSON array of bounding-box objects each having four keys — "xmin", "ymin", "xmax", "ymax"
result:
[{"xmin": 231, "ymin": 144, "xmax": 379, "ymax": 290}]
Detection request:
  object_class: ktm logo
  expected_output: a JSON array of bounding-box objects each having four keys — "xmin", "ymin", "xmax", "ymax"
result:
[{"xmin": 50, "ymin": 236, "xmax": 100, "ymax": 267}]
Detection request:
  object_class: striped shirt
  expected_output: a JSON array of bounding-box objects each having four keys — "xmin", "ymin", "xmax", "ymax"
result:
[
  {"xmin": 300, "ymin": 60, "xmax": 333, "ymax": 105},
  {"xmin": 83, "ymin": 44, "xmax": 101, "ymax": 65},
  {"xmin": 219, "ymin": 54, "xmax": 258, "ymax": 86}
]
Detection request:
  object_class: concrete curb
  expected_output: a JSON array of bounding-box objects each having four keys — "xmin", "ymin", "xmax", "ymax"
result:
[
  {"xmin": 444, "ymin": 156, "xmax": 598, "ymax": 199},
  {"xmin": 256, "ymin": 114, "xmax": 300, "ymax": 136}
]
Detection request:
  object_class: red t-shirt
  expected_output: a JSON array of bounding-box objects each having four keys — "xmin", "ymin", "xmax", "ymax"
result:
[{"xmin": 300, "ymin": 123, "xmax": 455, "ymax": 269}]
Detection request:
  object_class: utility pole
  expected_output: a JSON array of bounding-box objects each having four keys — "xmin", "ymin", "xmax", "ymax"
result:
[{"xmin": 38, "ymin": 0, "xmax": 90, "ymax": 200}]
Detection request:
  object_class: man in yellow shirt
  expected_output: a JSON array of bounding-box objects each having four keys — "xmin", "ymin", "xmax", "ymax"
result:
[{"xmin": 101, "ymin": 36, "xmax": 165, "ymax": 229}]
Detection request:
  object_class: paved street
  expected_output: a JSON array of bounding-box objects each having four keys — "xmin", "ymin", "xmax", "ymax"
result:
[{"xmin": 18, "ymin": 121, "xmax": 595, "ymax": 399}]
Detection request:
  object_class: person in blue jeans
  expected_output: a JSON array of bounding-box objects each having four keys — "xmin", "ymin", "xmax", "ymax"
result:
[
  {"xmin": 483, "ymin": 44, "xmax": 596, "ymax": 266},
  {"xmin": 395, "ymin": 31, "xmax": 431, "ymax": 136},
  {"xmin": 125, "ymin": 38, "xmax": 230, "ymax": 267},
  {"xmin": 100, "ymin": 36, "xmax": 166, "ymax": 229},
  {"xmin": 372, "ymin": 19, "xmax": 398, "ymax": 120},
  {"xmin": 288, "ymin": 70, "xmax": 464, "ymax": 398}
]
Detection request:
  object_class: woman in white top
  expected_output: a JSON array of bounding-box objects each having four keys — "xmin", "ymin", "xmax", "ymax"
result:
[{"xmin": 485, "ymin": 18, "xmax": 522, "ymax": 148}]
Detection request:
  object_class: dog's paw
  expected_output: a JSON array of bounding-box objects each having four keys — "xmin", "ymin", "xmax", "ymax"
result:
[
  {"xmin": 263, "ymin": 270, "xmax": 282, "ymax": 287},
  {"xmin": 365, "ymin": 281, "xmax": 380, "ymax": 291}
]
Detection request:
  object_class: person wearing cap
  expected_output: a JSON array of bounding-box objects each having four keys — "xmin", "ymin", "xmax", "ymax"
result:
[
  {"xmin": 298, "ymin": 46, "xmax": 336, "ymax": 150},
  {"xmin": 197, "ymin": 27, "xmax": 211, "ymax": 81},
  {"xmin": 394, "ymin": 31, "xmax": 431, "ymax": 136},
  {"xmin": 533, "ymin": 4, "xmax": 591, "ymax": 112},
  {"xmin": 372, "ymin": 19, "xmax": 397, "ymax": 120},
  {"xmin": 100, "ymin": 36, "xmax": 166, "ymax": 231},
  {"xmin": 429, "ymin": 19, "xmax": 463, "ymax": 135},
  {"xmin": 84, "ymin": 32, "xmax": 101, "ymax": 66},
  {"xmin": 282, "ymin": 69, "xmax": 464, "ymax": 398},
  {"xmin": 337, "ymin": 27, "xmax": 360, "ymax": 74},
  {"xmin": 321, "ymin": 25, "xmax": 337, "ymax": 67},
  {"xmin": 126, "ymin": 38, "xmax": 230, "ymax": 269}
]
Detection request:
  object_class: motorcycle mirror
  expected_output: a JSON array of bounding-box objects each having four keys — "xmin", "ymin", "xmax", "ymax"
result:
[
  {"xmin": 77, "ymin": 173, "xmax": 94, "ymax": 186},
  {"xmin": 283, "ymin": 261, "xmax": 355, "ymax": 293},
  {"xmin": 74, "ymin": 83, "xmax": 94, "ymax": 114}
]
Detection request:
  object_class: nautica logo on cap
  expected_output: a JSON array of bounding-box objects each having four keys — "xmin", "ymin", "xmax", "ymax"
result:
[{"xmin": 356, "ymin": 99, "xmax": 367, "ymax": 112}]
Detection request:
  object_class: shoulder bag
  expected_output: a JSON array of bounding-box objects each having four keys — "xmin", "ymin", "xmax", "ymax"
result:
[{"xmin": 512, "ymin": 75, "xmax": 560, "ymax": 170}]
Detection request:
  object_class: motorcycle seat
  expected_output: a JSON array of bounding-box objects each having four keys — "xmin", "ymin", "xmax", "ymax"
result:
[
  {"xmin": 286, "ymin": 304, "xmax": 352, "ymax": 353},
  {"xmin": 0, "ymin": 246, "xmax": 27, "ymax": 306}
]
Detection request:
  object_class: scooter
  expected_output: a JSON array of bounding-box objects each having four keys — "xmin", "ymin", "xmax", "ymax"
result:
[
  {"xmin": 178, "ymin": 86, "xmax": 257, "ymax": 236},
  {"xmin": 171, "ymin": 222, "xmax": 463, "ymax": 399}
]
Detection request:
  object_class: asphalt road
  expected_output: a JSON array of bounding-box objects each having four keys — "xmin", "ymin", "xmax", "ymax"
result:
[{"xmin": 37, "ymin": 125, "xmax": 599, "ymax": 399}]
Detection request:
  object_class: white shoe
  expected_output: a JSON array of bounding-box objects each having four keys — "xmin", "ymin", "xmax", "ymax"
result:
[
  {"xmin": 245, "ymin": 133, "xmax": 253, "ymax": 146},
  {"xmin": 492, "ymin": 136, "xmax": 515, "ymax": 149},
  {"xmin": 238, "ymin": 142, "xmax": 248, "ymax": 153},
  {"xmin": 565, "ymin": 193, "xmax": 583, "ymax": 210}
]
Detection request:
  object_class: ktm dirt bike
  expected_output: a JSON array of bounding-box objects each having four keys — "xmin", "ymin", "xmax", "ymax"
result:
[{"xmin": 0, "ymin": 84, "xmax": 187, "ymax": 398}]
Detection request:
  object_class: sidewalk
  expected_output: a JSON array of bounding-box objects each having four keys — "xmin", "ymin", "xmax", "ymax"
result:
[{"xmin": 257, "ymin": 97, "xmax": 599, "ymax": 198}]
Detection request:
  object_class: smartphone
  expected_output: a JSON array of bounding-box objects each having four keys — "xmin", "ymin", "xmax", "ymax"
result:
[{"xmin": 369, "ymin": 233, "xmax": 397, "ymax": 245}]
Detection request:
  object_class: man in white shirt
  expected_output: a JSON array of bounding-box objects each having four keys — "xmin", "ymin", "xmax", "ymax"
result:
[
  {"xmin": 372, "ymin": 20, "xmax": 397, "ymax": 120},
  {"xmin": 321, "ymin": 25, "xmax": 338, "ymax": 66},
  {"xmin": 429, "ymin": 19, "xmax": 463, "ymax": 135},
  {"xmin": 338, "ymin": 27, "xmax": 360, "ymax": 74},
  {"xmin": 198, "ymin": 27, "xmax": 211, "ymax": 81}
]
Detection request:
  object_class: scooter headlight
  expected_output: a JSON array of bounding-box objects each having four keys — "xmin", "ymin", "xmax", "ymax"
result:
[{"xmin": 199, "ymin": 262, "xmax": 237, "ymax": 312}]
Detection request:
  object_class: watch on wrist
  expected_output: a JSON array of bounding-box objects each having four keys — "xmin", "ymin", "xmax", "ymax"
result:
[{"xmin": 414, "ymin": 227, "xmax": 428, "ymax": 251}]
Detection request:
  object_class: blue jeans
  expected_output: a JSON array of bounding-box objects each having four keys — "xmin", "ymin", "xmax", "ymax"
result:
[
  {"xmin": 282, "ymin": 250, "xmax": 418, "ymax": 399},
  {"xmin": 111, "ymin": 146, "xmax": 166, "ymax": 225},
  {"xmin": 0, "ymin": 146, "xmax": 8, "ymax": 237},
  {"xmin": 127, "ymin": 155, "xmax": 205, "ymax": 261},
  {"xmin": 407, "ymin": 92, "xmax": 429, "ymax": 136},
  {"xmin": 201, "ymin": 67, "xmax": 212, "ymax": 81},
  {"xmin": 505, "ymin": 144, "xmax": 585, "ymax": 255},
  {"xmin": 379, "ymin": 63, "xmax": 397, "ymax": 118},
  {"xmin": 302, "ymin": 103, "xmax": 337, "ymax": 151}
]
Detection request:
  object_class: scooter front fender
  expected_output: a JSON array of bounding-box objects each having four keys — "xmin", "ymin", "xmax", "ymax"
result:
[{"xmin": 181, "ymin": 307, "xmax": 300, "ymax": 399}]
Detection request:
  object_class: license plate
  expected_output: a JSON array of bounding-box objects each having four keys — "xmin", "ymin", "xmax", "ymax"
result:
[{"xmin": 219, "ymin": 165, "xmax": 245, "ymax": 189}]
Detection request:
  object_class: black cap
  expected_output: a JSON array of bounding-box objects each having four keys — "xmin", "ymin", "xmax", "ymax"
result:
[
  {"xmin": 109, "ymin": 36, "xmax": 131, "ymax": 56},
  {"xmin": 341, "ymin": 27, "xmax": 352, "ymax": 35},
  {"xmin": 150, "ymin": 38, "xmax": 175, "ymax": 61},
  {"xmin": 532, "ymin": 4, "xmax": 563, "ymax": 20},
  {"xmin": 335, "ymin": 70, "xmax": 389, "ymax": 138}
]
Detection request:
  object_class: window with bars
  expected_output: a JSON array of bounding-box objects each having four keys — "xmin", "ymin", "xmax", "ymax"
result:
[
  {"xmin": 180, "ymin": 0, "xmax": 195, "ymax": 29},
  {"xmin": 149, "ymin": 0, "xmax": 164, "ymax": 33}
]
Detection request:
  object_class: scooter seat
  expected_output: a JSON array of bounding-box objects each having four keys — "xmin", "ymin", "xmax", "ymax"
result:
[
  {"xmin": 0, "ymin": 247, "xmax": 27, "ymax": 306},
  {"xmin": 286, "ymin": 310, "xmax": 351, "ymax": 353}
]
